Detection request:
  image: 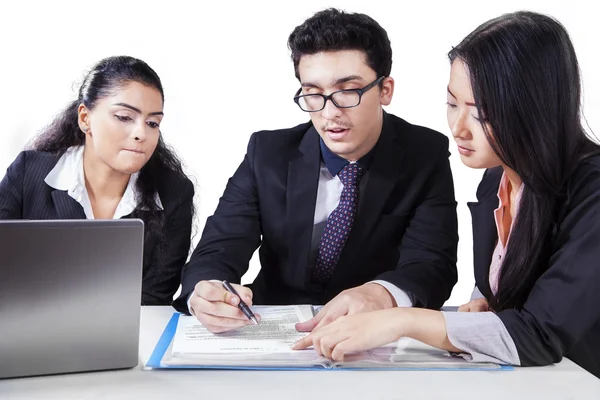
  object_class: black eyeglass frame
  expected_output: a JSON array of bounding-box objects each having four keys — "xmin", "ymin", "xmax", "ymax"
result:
[{"xmin": 293, "ymin": 76, "xmax": 385, "ymax": 112}]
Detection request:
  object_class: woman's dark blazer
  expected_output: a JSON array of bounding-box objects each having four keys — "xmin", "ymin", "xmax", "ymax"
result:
[
  {"xmin": 0, "ymin": 150, "xmax": 194, "ymax": 305},
  {"xmin": 469, "ymin": 158, "xmax": 600, "ymax": 378}
]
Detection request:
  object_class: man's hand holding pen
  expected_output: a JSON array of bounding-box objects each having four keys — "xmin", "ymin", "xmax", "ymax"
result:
[{"xmin": 189, "ymin": 280, "xmax": 261, "ymax": 333}]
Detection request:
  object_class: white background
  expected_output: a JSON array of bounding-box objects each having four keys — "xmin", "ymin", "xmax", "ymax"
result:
[{"xmin": 1, "ymin": 0, "xmax": 597, "ymax": 305}]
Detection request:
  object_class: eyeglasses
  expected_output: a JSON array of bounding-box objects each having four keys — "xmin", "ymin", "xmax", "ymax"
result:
[{"xmin": 293, "ymin": 76, "xmax": 385, "ymax": 112}]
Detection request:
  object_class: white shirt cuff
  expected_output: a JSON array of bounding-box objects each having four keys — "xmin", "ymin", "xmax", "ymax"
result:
[
  {"xmin": 470, "ymin": 285, "xmax": 485, "ymax": 301},
  {"xmin": 369, "ymin": 280, "xmax": 413, "ymax": 307},
  {"xmin": 187, "ymin": 292, "xmax": 195, "ymax": 315},
  {"xmin": 442, "ymin": 311, "xmax": 520, "ymax": 365}
]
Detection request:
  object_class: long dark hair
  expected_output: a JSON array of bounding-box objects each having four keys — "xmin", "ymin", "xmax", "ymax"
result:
[
  {"xmin": 30, "ymin": 55, "xmax": 191, "ymax": 270},
  {"xmin": 449, "ymin": 11, "xmax": 600, "ymax": 310}
]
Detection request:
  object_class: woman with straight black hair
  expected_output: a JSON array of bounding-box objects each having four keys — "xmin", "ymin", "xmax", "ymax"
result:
[
  {"xmin": 0, "ymin": 56, "xmax": 194, "ymax": 306},
  {"xmin": 293, "ymin": 11, "xmax": 600, "ymax": 377}
]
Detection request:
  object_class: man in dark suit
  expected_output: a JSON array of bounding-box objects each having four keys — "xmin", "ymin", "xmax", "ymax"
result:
[{"xmin": 173, "ymin": 8, "xmax": 459, "ymax": 333}]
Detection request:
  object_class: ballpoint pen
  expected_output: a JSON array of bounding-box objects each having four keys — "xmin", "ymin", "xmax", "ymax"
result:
[{"xmin": 222, "ymin": 280, "xmax": 259, "ymax": 325}]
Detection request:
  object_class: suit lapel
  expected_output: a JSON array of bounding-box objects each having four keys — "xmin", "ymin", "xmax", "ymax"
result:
[
  {"xmin": 329, "ymin": 114, "xmax": 404, "ymax": 288},
  {"xmin": 468, "ymin": 170, "xmax": 502, "ymax": 300},
  {"xmin": 51, "ymin": 190, "xmax": 87, "ymax": 219},
  {"xmin": 286, "ymin": 126, "xmax": 321, "ymax": 287}
]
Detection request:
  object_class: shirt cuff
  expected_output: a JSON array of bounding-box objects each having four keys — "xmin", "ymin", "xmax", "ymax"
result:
[
  {"xmin": 442, "ymin": 311, "xmax": 521, "ymax": 365},
  {"xmin": 470, "ymin": 286, "xmax": 485, "ymax": 301},
  {"xmin": 187, "ymin": 292, "xmax": 195, "ymax": 316},
  {"xmin": 369, "ymin": 280, "xmax": 413, "ymax": 307}
]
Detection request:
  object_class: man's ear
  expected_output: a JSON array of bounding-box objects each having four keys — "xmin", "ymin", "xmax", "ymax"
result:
[{"xmin": 379, "ymin": 77, "xmax": 394, "ymax": 106}]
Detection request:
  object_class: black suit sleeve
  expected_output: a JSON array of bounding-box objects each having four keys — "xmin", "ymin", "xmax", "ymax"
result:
[
  {"xmin": 142, "ymin": 178, "xmax": 194, "ymax": 306},
  {"xmin": 497, "ymin": 164, "xmax": 600, "ymax": 366},
  {"xmin": 172, "ymin": 133, "xmax": 262, "ymax": 312},
  {"xmin": 0, "ymin": 152, "xmax": 25, "ymax": 219},
  {"xmin": 376, "ymin": 139, "xmax": 458, "ymax": 309}
]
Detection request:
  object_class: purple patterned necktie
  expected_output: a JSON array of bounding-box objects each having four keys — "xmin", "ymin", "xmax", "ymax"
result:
[{"xmin": 311, "ymin": 163, "xmax": 365, "ymax": 285}]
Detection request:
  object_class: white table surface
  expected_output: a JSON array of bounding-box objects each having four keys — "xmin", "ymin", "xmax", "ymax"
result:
[{"xmin": 2, "ymin": 306, "xmax": 599, "ymax": 400}]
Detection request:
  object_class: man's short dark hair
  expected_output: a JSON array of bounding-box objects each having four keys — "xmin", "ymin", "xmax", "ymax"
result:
[{"xmin": 287, "ymin": 8, "xmax": 393, "ymax": 80}]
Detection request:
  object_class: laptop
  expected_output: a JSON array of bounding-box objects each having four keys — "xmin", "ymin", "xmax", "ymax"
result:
[{"xmin": 0, "ymin": 219, "xmax": 144, "ymax": 379}]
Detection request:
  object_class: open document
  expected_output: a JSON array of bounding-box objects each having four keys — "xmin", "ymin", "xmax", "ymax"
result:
[
  {"xmin": 173, "ymin": 305, "xmax": 310, "ymax": 353},
  {"xmin": 147, "ymin": 305, "xmax": 511, "ymax": 371}
]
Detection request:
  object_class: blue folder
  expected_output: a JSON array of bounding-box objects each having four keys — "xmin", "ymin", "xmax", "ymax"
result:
[{"xmin": 146, "ymin": 313, "xmax": 514, "ymax": 371}]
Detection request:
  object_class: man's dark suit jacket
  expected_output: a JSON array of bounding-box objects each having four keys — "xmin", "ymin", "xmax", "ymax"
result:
[
  {"xmin": 174, "ymin": 112, "xmax": 458, "ymax": 311},
  {"xmin": 0, "ymin": 150, "xmax": 194, "ymax": 305},
  {"xmin": 470, "ymin": 161, "xmax": 600, "ymax": 378}
]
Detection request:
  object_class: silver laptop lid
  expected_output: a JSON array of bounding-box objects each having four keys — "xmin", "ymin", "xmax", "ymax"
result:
[{"xmin": 0, "ymin": 219, "xmax": 144, "ymax": 379}]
